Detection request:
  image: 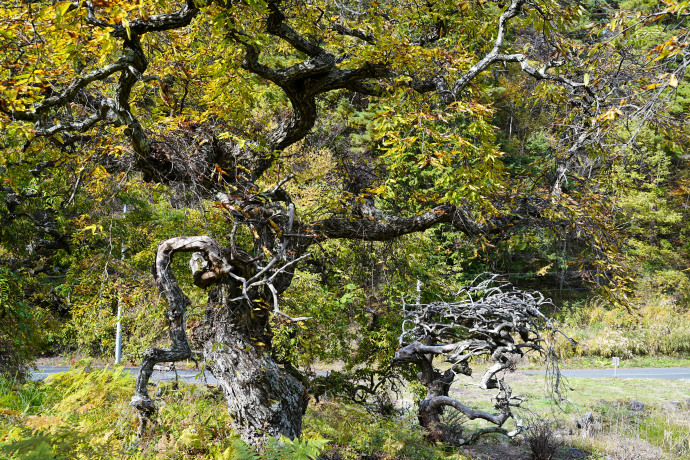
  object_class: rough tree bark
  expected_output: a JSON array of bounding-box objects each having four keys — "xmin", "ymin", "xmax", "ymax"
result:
[
  {"xmin": 202, "ymin": 281, "xmax": 307, "ymax": 443},
  {"xmin": 404, "ymin": 352, "xmax": 455, "ymax": 442},
  {"xmin": 130, "ymin": 230, "xmax": 309, "ymax": 443}
]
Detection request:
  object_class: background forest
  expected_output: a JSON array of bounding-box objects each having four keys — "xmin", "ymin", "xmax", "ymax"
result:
[{"xmin": 1, "ymin": 0, "xmax": 690, "ymax": 458}]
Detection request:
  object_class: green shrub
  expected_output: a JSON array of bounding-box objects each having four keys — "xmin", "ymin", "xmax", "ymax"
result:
[
  {"xmin": 0, "ymin": 268, "xmax": 45, "ymax": 379},
  {"xmin": 0, "ymin": 368, "xmax": 331, "ymax": 460},
  {"xmin": 303, "ymin": 401, "xmax": 468, "ymax": 459}
]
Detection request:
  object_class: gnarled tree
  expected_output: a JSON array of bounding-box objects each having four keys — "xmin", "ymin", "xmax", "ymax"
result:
[
  {"xmin": 0, "ymin": 0, "xmax": 680, "ymax": 444},
  {"xmin": 394, "ymin": 275, "xmax": 570, "ymax": 445}
]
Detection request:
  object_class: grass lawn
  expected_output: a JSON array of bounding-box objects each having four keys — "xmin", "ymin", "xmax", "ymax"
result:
[{"xmin": 442, "ymin": 369, "xmax": 690, "ymax": 459}]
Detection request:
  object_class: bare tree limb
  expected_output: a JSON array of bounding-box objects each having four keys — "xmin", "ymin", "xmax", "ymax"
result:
[
  {"xmin": 393, "ymin": 275, "xmax": 572, "ymax": 445},
  {"xmin": 130, "ymin": 236, "xmax": 232, "ymax": 435}
]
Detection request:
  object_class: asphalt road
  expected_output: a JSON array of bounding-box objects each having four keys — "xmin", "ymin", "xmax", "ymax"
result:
[
  {"xmin": 31, "ymin": 366, "xmax": 219, "ymax": 385},
  {"xmin": 32, "ymin": 366, "xmax": 690, "ymax": 383},
  {"xmin": 524, "ymin": 367, "xmax": 690, "ymax": 380}
]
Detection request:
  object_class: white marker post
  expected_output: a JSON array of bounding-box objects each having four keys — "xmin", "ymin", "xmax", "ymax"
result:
[
  {"xmin": 612, "ymin": 356, "xmax": 620, "ymax": 377},
  {"xmin": 115, "ymin": 204, "xmax": 127, "ymax": 364}
]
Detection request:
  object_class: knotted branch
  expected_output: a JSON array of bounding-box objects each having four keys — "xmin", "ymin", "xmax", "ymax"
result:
[{"xmin": 130, "ymin": 236, "xmax": 231, "ymax": 436}]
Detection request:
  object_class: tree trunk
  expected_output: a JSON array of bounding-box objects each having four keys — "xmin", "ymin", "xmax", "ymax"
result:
[
  {"xmin": 417, "ymin": 362, "xmax": 454, "ymax": 442},
  {"xmin": 394, "ymin": 348, "xmax": 454, "ymax": 442},
  {"xmin": 131, "ymin": 236, "xmax": 308, "ymax": 444},
  {"xmin": 394, "ymin": 341, "xmax": 514, "ymax": 446},
  {"xmin": 200, "ymin": 278, "xmax": 308, "ymax": 444},
  {"xmin": 650, "ymin": 203, "xmax": 658, "ymax": 247}
]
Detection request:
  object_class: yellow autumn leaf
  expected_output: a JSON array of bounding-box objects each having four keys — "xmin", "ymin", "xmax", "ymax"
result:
[
  {"xmin": 369, "ymin": 184, "xmax": 387, "ymax": 195},
  {"xmin": 24, "ymin": 415, "xmax": 64, "ymax": 430},
  {"xmin": 122, "ymin": 19, "xmax": 132, "ymax": 41},
  {"xmin": 536, "ymin": 263, "xmax": 553, "ymax": 276}
]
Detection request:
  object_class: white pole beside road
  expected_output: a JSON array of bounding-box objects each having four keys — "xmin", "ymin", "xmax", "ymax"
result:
[{"xmin": 115, "ymin": 204, "xmax": 127, "ymax": 364}]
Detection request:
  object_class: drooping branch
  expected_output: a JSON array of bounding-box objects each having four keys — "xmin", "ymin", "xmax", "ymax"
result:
[
  {"xmin": 232, "ymin": 1, "xmax": 450, "ymax": 176},
  {"xmin": 130, "ymin": 236, "xmax": 232, "ymax": 436},
  {"xmin": 427, "ymin": 394, "xmax": 511, "ymax": 426},
  {"xmin": 237, "ymin": 40, "xmax": 323, "ymax": 171},
  {"xmin": 1, "ymin": 59, "xmax": 129, "ymax": 122},
  {"xmin": 236, "ymin": 19, "xmax": 391, "ymax": 172}
]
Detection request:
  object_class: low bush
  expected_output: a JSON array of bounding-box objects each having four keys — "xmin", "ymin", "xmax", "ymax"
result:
[
  {"xmin": 303, "ymin": 401, "xmax": 469, "ymax": 459},
  {"xmin": 0, "ymin": 368, "xmax": 331, "ymax": 459},
  {"xmin": 524, "ymin": 420, "xmax": 562, "ymax": 460}
]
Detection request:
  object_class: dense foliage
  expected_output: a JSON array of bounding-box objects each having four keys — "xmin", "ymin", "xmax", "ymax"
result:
[{"xmin": 1, "ymin": 0, "xmax": 690, "ymax": 454}]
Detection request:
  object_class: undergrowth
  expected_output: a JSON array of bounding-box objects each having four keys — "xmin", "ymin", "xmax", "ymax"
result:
[
  {"xmin": 0, "ymin": 368, "xmax": 328, "ymax": 459},
  {"xmin": 570, "ymin": 399, "xmax": 690, "ymax": 459},
  {"xmin": 0, "ymin": 368, "xmax": 465, "ymax": 459},
  {"xmin": 556, "ymin": 288, "xmax": 690, "ymax": 360},
  {"xmin": 303, "ymin": 401, "xmax": 467, "ymax": 459},
  {"xmin": 2, "ymin": 367, "xmax": 688, "ymax": 459}
]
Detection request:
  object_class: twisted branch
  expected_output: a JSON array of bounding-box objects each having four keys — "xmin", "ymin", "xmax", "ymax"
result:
[
  {"xmin": 394, "ymin": 274, "xmax": 573, "ymax": 445},
  {"xmin": 130, "ymin": 236, "xmax": 231, "ymax": 436}
]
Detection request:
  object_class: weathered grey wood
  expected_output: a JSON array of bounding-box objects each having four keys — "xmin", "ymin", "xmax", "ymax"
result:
[
  {"xmin": 131, "ymin": 230, "xmax": 309, "ymax": 443},
  {"xmin": 394, "ymin": 275, "xmax": 571, "ymax": 445},
  {"xmin": 201, "ymin": 280, "xmax": 307, "ymax": 444},
  {"xmin": 130, "ymin": 237, "xmax": 228, "ymax": 435}
]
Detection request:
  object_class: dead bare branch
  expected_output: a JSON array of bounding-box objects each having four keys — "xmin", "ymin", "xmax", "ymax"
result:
[{"xmin": 393, "ymin": 274, "xmax": 573, "ymax": 445}]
